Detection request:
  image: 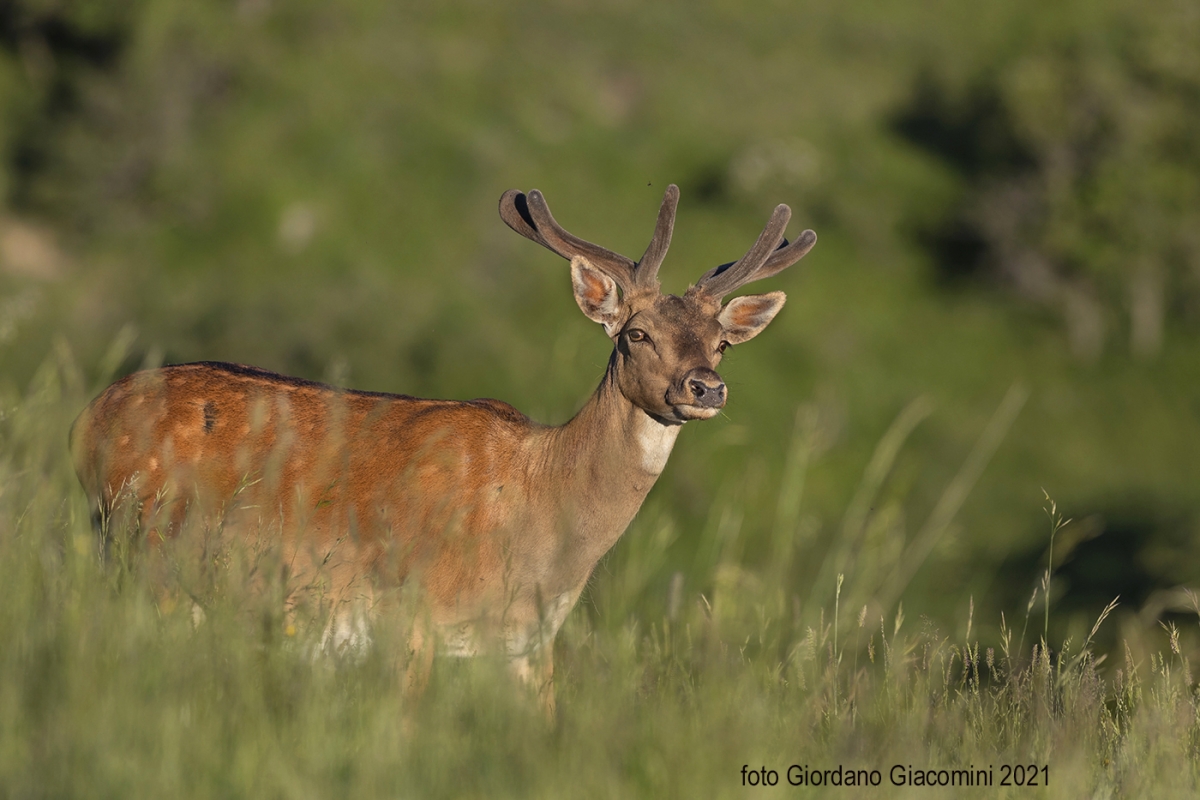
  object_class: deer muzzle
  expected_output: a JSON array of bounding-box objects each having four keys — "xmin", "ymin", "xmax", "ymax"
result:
[{"xmin": 679, "ymin": 367, "xmax": 726, "ymax": 411}]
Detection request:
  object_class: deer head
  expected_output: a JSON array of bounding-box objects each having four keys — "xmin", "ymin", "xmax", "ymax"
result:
[{"xmin": 500, "ymin": 185, "xmax": 817, "ymax": 423}]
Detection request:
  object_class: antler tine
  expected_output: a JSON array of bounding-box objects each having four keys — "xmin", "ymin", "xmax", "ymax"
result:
[
  {"xmin": 523, "ymin": 190, "xmax": 638, "ymax": 289},
  {"xmin": 633, "ymin": 184, "xmax": 679, "ymax": 289},
  {"xmin": 696, "ymin": 229, "xmax": 818, "ymax": 289},
  {"xmin": 697, "ymin": 204, "xmax": 792, "ymax": 299},
  {"xmin": 498, "ymin": 189, "xmax": 549, "ymax": 248},
  {"xmin": 754, "ymin": 228, "xmax": 817, "ymax": 282}
]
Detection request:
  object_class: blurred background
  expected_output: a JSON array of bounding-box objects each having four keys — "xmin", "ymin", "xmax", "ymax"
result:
[{"xmin": 1, "ymin": 0, "xmax": 1198, "ymax": 652}]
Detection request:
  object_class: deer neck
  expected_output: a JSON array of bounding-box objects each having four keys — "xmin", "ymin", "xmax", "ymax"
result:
[{"xmin": 542, "ymin": 354, "xmax": 682, "ymax": 564}]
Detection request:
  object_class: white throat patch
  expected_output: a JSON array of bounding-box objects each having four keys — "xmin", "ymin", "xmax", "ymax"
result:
[{"xmin": 635, "ymin": 412, "xmax": 681, "ymax": 475}]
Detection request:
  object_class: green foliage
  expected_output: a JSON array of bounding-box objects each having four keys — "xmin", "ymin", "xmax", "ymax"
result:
[
  {"xmin": 893, "ymin": 0, "xmax": 1200, "ymax": 360},
  {"xmin": 1, "ymin": 0, "xmax": 1200, "ymax": 760},
  {"xmin": 2, "ymin": 356, "xmax": 1199, "ymax": 797}
]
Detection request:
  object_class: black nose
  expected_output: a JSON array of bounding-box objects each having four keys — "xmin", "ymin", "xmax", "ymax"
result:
[{"xmin": 684, "ymin": 369, "xmax": 726, "ymax": 409}]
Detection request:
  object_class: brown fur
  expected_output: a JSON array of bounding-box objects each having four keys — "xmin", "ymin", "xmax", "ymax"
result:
[{"xmin": 70, "ymin": 186, "xmax": 816, "ymax": 714}]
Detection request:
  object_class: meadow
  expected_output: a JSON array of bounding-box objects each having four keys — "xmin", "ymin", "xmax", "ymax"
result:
[
  {"xmin": 2, "ymin": 0, "xmax": 1200, "ymax": 795},
  {"xmin": 1, "ymin": 351, "xmax": 1198, "ymax": 798}
]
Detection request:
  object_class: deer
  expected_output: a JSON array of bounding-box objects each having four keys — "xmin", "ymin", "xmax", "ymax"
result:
[{"xmin": 69, "ymin": 184, "xmax": 816, "ymax": 712}]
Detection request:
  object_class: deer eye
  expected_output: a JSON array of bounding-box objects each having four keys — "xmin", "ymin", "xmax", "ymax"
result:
[
  {"xmin": 626, "ymin": 329, "xmax": 648, "ymax": 343},
  {"xmin": 717, "ymin": 341, "xmax": 730, "ymax": 354}
]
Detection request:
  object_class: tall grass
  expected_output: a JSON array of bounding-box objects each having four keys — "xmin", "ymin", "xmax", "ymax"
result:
[{"xmin": 2, "ymin": 350, "xmax": 1198, "ymax": 798}]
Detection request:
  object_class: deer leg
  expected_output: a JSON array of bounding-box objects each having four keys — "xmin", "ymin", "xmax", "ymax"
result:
[
  {"xmin": 537, "ymin": 650, "xmax": 556, "ymax": 720},
  {"xmin": 402, "ymin": 617, "xmax": 434, "ymax": 701},
  {"xmin": 510, "ymin": 647, "xmax": 556, "ymax": 720}
]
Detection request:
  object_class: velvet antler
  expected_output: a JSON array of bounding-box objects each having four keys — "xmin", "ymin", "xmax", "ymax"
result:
[
  {"xmin": 499, "ymin": 185, "xmax": 679, "ymax": 293},
  {"xmin": 693, "ymin": 206, "xmax": 817, "ymax": 299}
]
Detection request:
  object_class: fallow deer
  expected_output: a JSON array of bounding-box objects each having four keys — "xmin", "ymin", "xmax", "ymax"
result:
[{"xmin": 70, "ymin": 184, "xmax": 816, "ymax": 711}]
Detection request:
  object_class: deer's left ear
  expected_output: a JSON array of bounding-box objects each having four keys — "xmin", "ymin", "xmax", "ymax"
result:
[
  {"xmin": 718, "ymin": 291, "xmax": 786, "ymax": 345},
  {"xmin": 571, "ymin": 256, "xmax": 624, "ymax": 336}
]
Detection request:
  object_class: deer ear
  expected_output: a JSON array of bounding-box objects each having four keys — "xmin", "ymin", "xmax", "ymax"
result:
[
  {"xmin": 571, "ymin": 256, "xmax": 623, "ymax": 336},
  {"xmin": 718, "ymin": 291, "xmax": 786, "ymax": 344}
]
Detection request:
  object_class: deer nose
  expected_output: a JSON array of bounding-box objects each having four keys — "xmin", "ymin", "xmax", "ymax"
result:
[{"xmin": 683, "ymin": 368, "xmax": 726, "ymax": 409}]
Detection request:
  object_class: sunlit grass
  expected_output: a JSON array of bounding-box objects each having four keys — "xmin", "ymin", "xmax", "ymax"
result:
[{"xmin": 1, "ymin": 354, "xmax": 1198, "ymax": 798}]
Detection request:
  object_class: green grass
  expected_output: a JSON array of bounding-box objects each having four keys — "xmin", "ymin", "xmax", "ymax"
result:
[
  {"xmin": 3, "ymin": 352, "xmax": 1197, "ymax": 798},
  {"xmin": 4, "ymin": 1, "xmax": 1200, "ymax": 794}
]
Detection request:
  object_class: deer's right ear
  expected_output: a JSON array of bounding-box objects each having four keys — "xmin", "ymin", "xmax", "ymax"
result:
[{"xmin": 571, "ymin": 256, "xmax": 623, "ymax": 336}]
